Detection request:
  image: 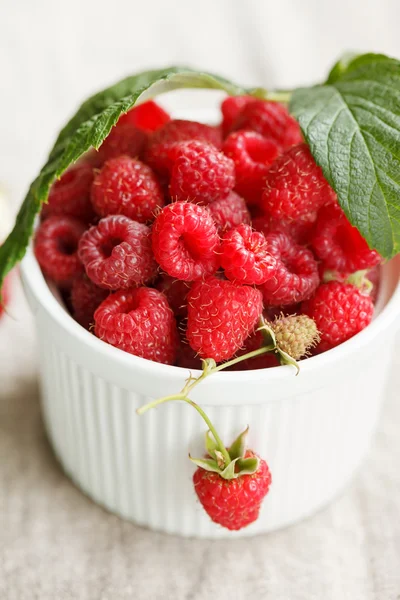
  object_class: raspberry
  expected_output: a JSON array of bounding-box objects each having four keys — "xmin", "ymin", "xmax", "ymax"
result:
[
  {"xmin": 70, "ymin": 273, "xmax": 109, "ymax": 329},
  {"xmin": 94, "ymin": 287, "xmax": 178, "ymax": 364},
  {"xmin": 78, "ymin": 215, "xmax": 157, "ymax": 290},
  {"xmin": 221, "ymin": 95, "xmax": 256, "ymax": 136},
  {"xmin": 259, "ymin": 232, "xmax": 319, "ymax": 305},
  {"xmin": 301, "ymin": 282, "xmax": 374, "ymax": 352},
  {"xmin": 117, "ymin": 100, "xmax": 170, "ymax": 131},
  {"xmin": 96, "ymin": 124, "xmax": 147, "ymax": 164},
  {"xmin": 220, "ymin": 224, "xmax": 277, "ymax": 285},
  {"xmin": 144, "ymin": 119, "xmax": 223, "ymax": 176},
  {"xmin": 193, "ymin": 449, "xmax": 271, "ymax": 530},
  {"xmin": 312, "ymin": 203, "xmax": 381, "ymax": 273},
  {"xmin": 169, "ymin": 140, "xmax": 235, "ymax": 204},
  {"xmin": 91, "ymin": 156, "xmax": 164, "ymax": 223},
  {"xmin": 270, "ymin": 314, "xmax": 320, "ymax": 360},
  {"xmin": 186, "ymin": 276, "xmax": 263, "ymax": 362},
  {"xmin": 152, "ymin": 202, "xmax": 220, "ymax": 281},
  {"xmin": 155, "ymin": 274, "xmax": 191, "ymax": 318},
  {"xmin": 34, "ymin": 216, "xmax": 85, "ymax": 287},
  {"xmin": 252, "ymin": 214, "xmax": 315, "ymax": 246},
  {"xmin": 232, "ymin": 99, "xmax": 302, "ymax": 149},
  {"xmin": 207, "ymin": 191, "xmax": 251, "ymax": 233},
  {"xmin": 261, "ymin": 144, "xmax": 337, "ymax": 221},
  {"xmin": 222, "ymin": 131, "xmax": 280, "ymax": 204},
  {"xmin": 42, "ymin": 162, "xmax": 95, "ymax": 222}
]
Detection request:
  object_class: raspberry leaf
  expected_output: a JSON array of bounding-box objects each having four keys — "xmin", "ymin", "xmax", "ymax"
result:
[
  {"xmin": 290, "ymin": 53, "xmax": 400, "ymax": 259},
  {"xmin": 0, "ymin": 67, "xmax": 249, "ymax": 289}
]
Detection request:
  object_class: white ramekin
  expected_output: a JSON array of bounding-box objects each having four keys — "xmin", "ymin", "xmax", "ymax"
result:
[{"xmin": 21, "ymin": 247, "xmax": 400, "ymax": 538}]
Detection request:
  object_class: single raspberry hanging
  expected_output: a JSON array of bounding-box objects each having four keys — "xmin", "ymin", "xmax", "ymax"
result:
[
  {"xmin": 78, "ymin": 215, "xmax": 157, "ymax": 290},
  {"xmin": 261, "ymin": 143, "xmax": 337, "ymax": 221},
  {"xmin": 94, "ymin": 287, "xmax": 178, "ymax": 364},
  {"xmin": 231, "ymin": 99, "xmax": 302, "ymax": 149},
  {"xmin": 221, "ymin": 95, "xmax": 256, "ymax": 136},
  {"xmin": 34, "ymin": 216, "xmax": 85, "ymax": 287},
  {"xmin": 302, "ymin": 282, "xmax": 374, "ymax": 352},
  {"xmin": 91, "ymin": 156, "xmax": 164, "ymax": 223},
  {"xmin": 259, "ymin": 232, "xmax": 319, "ymax": 305},
  {"xmin": 70, "ymin": 273, "xmax": 109, "ymax": 329},
  {"xmin": 207, "ymin": 191, "xmax": 251, "ymax": 233},
  {"xmin": 145, "ymin": 119, "xmax": 223, "ymax": 176},
  {"xmin": 312, "ymin": 202, "xmax": 381, "ymax": 273},
  {"xmin": 117, "ymin": 100, "xmax": 170, "ymax": 131},
  {"xmin": 220, "ymin": 224, "xmax": 277, "ymax": 285},
  {"xmin": 186, "ymin": 276, "xmax": 263, "ymax": 362},
  {"xmin": 152, "ymin": 202, "xmax": 220, "ymax": 281},
  {"xmin": 156, "ymin": 274, "xmax": 192, "ymax": 318},
  {"xmin": 222, "ymin": 131, "xmax": 280, "ymax": 204},
  {"xmin": 252, "ymin": 214, "xmax": 316, "ymax": 246},
  {"xmin": 138, "ymin": 404, "xmax": 271, "ymax": 531},
  {"xmin": 169, "ymin": 140, "xmax": 235, "ymax": 205},
  {"xmin": 42, "ymin": 161, "xmax": 95, "ymax": 222},
  {"xmin": 96, "ymin": 124, "xmax": 147, "ymax": 164},
  {"xmin": 270, "ymin": 314, "xmax": 320, "ymax": 360}
]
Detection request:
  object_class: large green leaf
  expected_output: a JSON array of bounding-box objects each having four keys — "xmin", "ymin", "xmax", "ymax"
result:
[
  {"xmin": 0, "ymin": 67, "xmax": 249, "ymax": 288},
  {"xmin": 290, "ymin": 53, "xmax": 400, "ymax": 258}
]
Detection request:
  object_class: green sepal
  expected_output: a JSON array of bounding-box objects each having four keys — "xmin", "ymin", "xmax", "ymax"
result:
[
  {"xmin": 277, "ymin": 348, "xmax": 300, "ymax": 375},
  {"xmin": 236, "ymin": 456, "xmax": 260, "ymax": 475},
  {"xmin": 346, "ymin": 270, "xmax": 374, "ymax": 294},
  {"xmin": 228, "ymin": 426, "xmax": 249, "ymax": 461},
  {"xmin": 257, "ymin": 319, "xmax": 276, "ymax": 346},
  {"xmin": 201, "ymin": 358, "xmax": 217, "ymax": 375},
  {"xmin": 189, "ymin": 456, "xmax": 221, "ymax": 474}
]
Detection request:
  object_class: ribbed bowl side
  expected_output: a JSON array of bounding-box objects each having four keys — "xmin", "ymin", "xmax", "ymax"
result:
[{"xmin": 36, "ymin": 332, "xmax": 391, "ymax": 539}]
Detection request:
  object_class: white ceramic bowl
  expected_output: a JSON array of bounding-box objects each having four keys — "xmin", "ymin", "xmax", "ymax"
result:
[
  {"xmin": 20, "ymin": 247, "xmax": 400, "ymax": 539},
  {"xmin": 19, "ymin": 104, "xmax": 400, "ymax": 538}
]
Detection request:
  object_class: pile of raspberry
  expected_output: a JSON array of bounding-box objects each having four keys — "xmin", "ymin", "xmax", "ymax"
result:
[{"xmin": 34, "ymin": 97, "xmax": 381, "ymax": 369}]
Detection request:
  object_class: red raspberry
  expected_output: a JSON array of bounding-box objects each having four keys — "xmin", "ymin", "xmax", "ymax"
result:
[
  {"xmin": 152, "ymin": 202, "xmax": 220, "ymax": 281},
  {"xmin": 222, "ymin": 131, "xmax": 280, "ymax": 204},
  {"xmin": 193, "ymin": 450, "xmax": 271, "ymax": 530},
  {"xmin": 155, "ymin": 274, "xmax": 191, "ymax": 318},
  {"xmin": 70, "ymin": 273, "xmax": 109, "ymax": 329},
  {"xmin": 94, "ymin": 287, "xmax": 178, "ymax": 364},
  {"xmin": 232, "ymin": 99, "xmax": 302, "ymax": 149},
  {"xmin": 96, "ymin": 124, "xmax": 147, "ymax": 164},
  {"xmin": 34, "ymin": 216, "xmax": 85, "ymax": 287},
  {"xmin": 252, "ymin": 214, "xmax": 316, "ymax": 246},
  {"xmin": 259, "ymin": 232, "xmax": 319, "ymax": 305},
  {"xmin": 207, "ymin": 191, "xmax": 250, "ymax": 233},
  {"xmin": 302, "ymin": 282, "xmax": 374, "ymax": 352},
  {"xmin": 169, "ymin": 140, "xmax": 235, "ymax": 204},
  {"xmin": 220, "ymin": 224, "xmax": 277, "ymax": 285},
  {"xmin": 91, "ymin": 156, "xmax": 164, "ymax": 223},
  {"xmin": 261, "ymin": 144, "xmax": 337, "ymax": 221},
  {"xmin": 42, "ymin": 162, "xmax": 95, "ymax": 222},
  {"xmin": 312, "ymin": 203, "xmax": 381, "ymax": 273},
  {"xmin": 221, "ymin": 95, "xmax": 256, "ymax": 136},
  {"xmin": 144, "ymin": 119, "xmax": 223, "ymax": 176},
  {"xmin": 117, "ymin": 100, "xmax": 170, "ymax": 131},
  {"xmin": 186, "ymin": 276, "xmax": 263, "ymax": 362},
  {"xmin": 78, "ymin": 215, "xmax": 157, "ymax": 290}
]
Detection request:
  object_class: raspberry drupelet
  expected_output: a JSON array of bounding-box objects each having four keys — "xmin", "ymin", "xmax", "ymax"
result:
[
  {"xmin": 169, "ymin": 140, "xmax": 235, "ymax": 205},
  {"xmin": 34, "ymin": 216, "xmax": 86, "ymax": 287},
  {"xmin": 259, "ymin": 232, "xmax": 319, "ymax": 305},
  {"xmin": 207, "ymin": 191, "xmax": 251, "ymax": 233},
  {"xmin": 152, "ymin": 202, "xmax": 220, "ymax": 281},
  {"xmin": 261, "ymin": 143, "xmax": 337, "ymax": 221},
  {"xmin": 302, "ymin": 282, "xmax": 374, "ymax": 352},
  {"xmin": 94, "ymin": 287, "xmax": 178, "ymax": 364},
  {"xmin": 78, "ymin": 215, "xmax": 157, "ymax": 290},
  {"xmin": 220, "ymin": 224, "xmax": 277, "ymax": 285},
  {"xmin": 91, "ymin": 156, "xmax": 164, "ymax": 223},
  {"xmin": 186, "ymin": 276, "xmax": 263, "ymax": 362}
]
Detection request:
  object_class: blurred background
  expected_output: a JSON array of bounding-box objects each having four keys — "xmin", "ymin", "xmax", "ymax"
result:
[{"xmin": 1, "ymin": 0, "xmax": 400, "ymax": 208}]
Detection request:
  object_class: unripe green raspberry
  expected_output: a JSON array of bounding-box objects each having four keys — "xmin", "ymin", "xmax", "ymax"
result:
[{"xmin": 272, "ymin": 314, "xmax": 320, "ymax": 360}]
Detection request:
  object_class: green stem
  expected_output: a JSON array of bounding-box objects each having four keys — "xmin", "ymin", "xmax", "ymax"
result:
[{"xmin": 266, "ymin": 91, "xmax": 292, "ymax": 103}]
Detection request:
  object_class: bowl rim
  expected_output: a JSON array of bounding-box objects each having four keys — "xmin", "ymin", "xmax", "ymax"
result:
[{"xmin": 20, "ymin": 245, "xmax": 400, "ymax": 386}]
